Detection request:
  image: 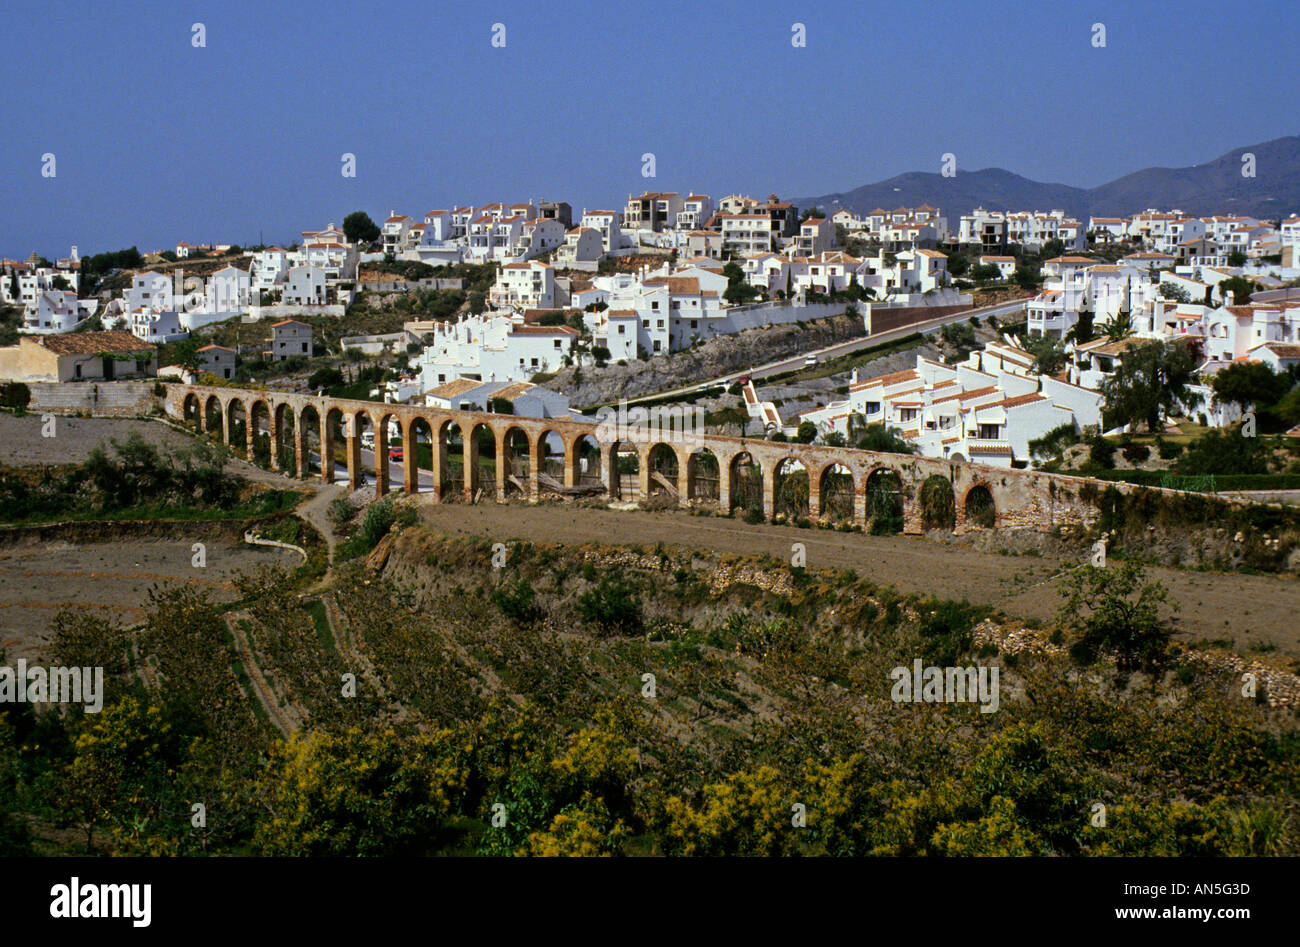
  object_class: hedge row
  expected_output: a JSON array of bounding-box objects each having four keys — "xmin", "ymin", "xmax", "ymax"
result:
[{"xmin": 1092, "ymin": 469, "xmax": 1300, "ymax": 492}]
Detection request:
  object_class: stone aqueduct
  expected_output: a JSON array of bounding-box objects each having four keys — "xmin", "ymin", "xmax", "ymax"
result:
[{"xmin": 165, "ymin": 383, "xmax": 1100, "ymax": 534}]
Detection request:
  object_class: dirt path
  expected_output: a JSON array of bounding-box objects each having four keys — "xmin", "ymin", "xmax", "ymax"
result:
[
  {"xmin": 414, "ymin": 501, "xmax": 1300, "ymax": 660},
  {"xmin": 297, "ymin": 483, "xmax": 346, "ymax": 566},
  {"xmin": 228, "ymin": 611, "xmax": 300, "ymax": 736}
]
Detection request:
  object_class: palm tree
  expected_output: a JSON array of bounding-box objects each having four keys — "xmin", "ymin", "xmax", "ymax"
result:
[
  {"xmin": 845, "ymin": 411, "xmax": 869, "ymax": 444},
  {"xmin": 1103, "ymin": 310, "xmax": 1136, "ymax": 342}
]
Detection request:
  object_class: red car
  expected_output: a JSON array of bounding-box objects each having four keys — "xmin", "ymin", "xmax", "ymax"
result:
[{"xmin": 388, "ymin": 446, "xmax": 403, "ymax": 461}]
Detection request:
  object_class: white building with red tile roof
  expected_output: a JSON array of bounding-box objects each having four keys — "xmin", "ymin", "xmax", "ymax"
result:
[{"xmin": 417, "ymin": 311, "xmax": 577, "ymax": 387}]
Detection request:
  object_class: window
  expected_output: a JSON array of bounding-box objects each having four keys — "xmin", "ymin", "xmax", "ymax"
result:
[{"xmin": 978, "ymin": 423, "xmax": 1000, "ymax": 440}]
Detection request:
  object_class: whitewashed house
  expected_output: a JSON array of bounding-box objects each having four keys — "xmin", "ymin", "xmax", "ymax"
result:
[
  {"xmin": 489, "ymin": 261, "xmax": 555, "ymax": 310},
  {"xmin": 283, "ymin": 265, "xmax": 326, "ymax": 306},
  {"xmin": 22, "ymin": 290, "xmax": 83, "ymax": 333},
  {"xmin": 579, "ymin": 210, "xmax": 621, "ymax": 253}
]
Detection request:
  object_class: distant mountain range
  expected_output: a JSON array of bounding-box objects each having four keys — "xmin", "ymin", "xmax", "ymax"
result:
[{"xmin": 793, "ymin": 136, "xmax": 1300, "ymax": 223}]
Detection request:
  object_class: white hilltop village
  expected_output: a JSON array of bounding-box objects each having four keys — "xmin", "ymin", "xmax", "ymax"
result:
[{"xmin": 3, "ymin": 191, "xmax": 1299, "ymax": 469}]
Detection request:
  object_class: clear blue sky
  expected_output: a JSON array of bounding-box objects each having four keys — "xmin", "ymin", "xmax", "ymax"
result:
[{"xmin": 3, "ymin": 0, "xmax": 1296, "ymax": 259}]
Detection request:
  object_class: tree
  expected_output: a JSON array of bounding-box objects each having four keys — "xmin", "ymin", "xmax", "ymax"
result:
[
  {"xmin": 1102, "ymin": 310, "xmax": 1136, "ymax": 342},
  {"xmin": 1217, "ymin": 276, "xmax": 1256, "ymax": 305},
  {"xmin": 1064, "ymin": 310, "xmax": 1095, "ymax": 345},
  {"xmin": 1023, "ymin": 334, "xmax": 1066, "ymax": 375},
  {"xmin": 1013, "ymin": 267, "xmax": 1042, "ymax": 291},
  {"xmin": 342, "ymin": 211, "xmax": 381, "ymax": 246},
  {"xmin": 307, "ymin": 366, "xmax": 344, "ymax": 390},
  {"xmin": 1175, "ymin": 429, "xmax": 1271, "ymax": 476},
  {"xmin": 796, "ymin": 420, "xmax": 818, "ymax": 443},
  {"xmin": 1159, "ymin": 282, "xmax": 1191, "ymax": 303},
  {"xmin": 1057, "ymin": 561, "xmax": 1175, "ymax": 674},
  {"xmin": 1039, "ymin": 238, "xmax": 1065, "ymax": 260},
  {"xmin": 854, "ymin": 422, "xmax": 914, "ymax": 454},
  {"xmin": 722, "ymin": 261, "xmax": 759, "ymax": 306},
  {"xmin": 171, "ymin": 337, "xmax": 204, "ymax": 374},
  {"xmin": 251, "ymin": 728, "xmax": 466, "ymax": 855},
  {"xmin": 970, "ymin": 263, "xmax": 1001, "ymax": 283},
  {"xmin": 945, "ymin": 251, "xmax": 969, "ymax": 277},
  {"xmin": 1101, "ymin": 339, "xmax": 1201, "ymax": 433},
  {"xmin": 1227, "ymin": 250, "xmax": 1248, "ymax": 267},
  {"xmin": 1210, "ymin": 361, "xmax": 1291, "ymax": 412}
]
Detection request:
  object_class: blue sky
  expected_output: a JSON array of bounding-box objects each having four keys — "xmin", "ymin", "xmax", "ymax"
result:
[{"xmin": 2, "ymin": 0, "xmax": 1296, "ymax": 259}]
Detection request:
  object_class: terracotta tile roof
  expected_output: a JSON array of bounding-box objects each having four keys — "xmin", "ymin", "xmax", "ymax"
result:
[
  {"xmin": 36, "ymin": 330, "xmax": 155, "ymax": 356},
  {"xmin": 995, "ymin": 392, "xmax": 1046, "ymax": 409},
  {"xmin": 427, "ymin": 378, "xmax": 484, "ymax": 398},
  {"xmin": 494, "ymin": 381, "xmax": 537, "ymax": 400},
  {"xmin": 851, "ymin": 368, "xmax": 918, "ymax": 390},
  {"xmin": 508, "ymin": 325, "xmax": 577, "ymax": 336}
]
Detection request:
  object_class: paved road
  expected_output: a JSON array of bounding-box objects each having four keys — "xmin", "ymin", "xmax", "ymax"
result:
[
  {"xmin": 620, "ymin": 298, "xmax": 1029, "ymax": 405},
  {"xmin": 309, "ymin": 446, "xmax": 436, "ymax": 490}
]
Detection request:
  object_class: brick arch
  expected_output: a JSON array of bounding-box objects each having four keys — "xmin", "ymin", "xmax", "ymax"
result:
[
  {"xmin": 568, "ymin": 433, "xmax": 603, "ymax": 492},
  {"xmin": 863, "ymin": 463, "xmax": 906, "ymax": 533},
  {"xmin": 182, "ymin": 392, "xmax": 202, "ymax": 431},
  {"xmin": 158, "ymin": 383, "xmax": 1115, "ymax": 533},
  {"xmin": 297, "ymin": 402, "xmax": 324, "ymax": 480},
  {"xmin": 499, "ymin": 424, "xmax": 534, "ymax": 498},
  {"xmin": 769, "ymin": 454, "xmax": 810, "ymax": 519},
  {"xmin": 960, "ymin": 480, "xmax": 999, "ymax": 530},
  {"xmin": 535, "ymin": 427, "xmax": 566, "ymax": 496},
  {"xmin": 203, "ymin": 394, "xmax": 225, "ymax": 439},
  {"xmin": 816, "ymin": 458, "xmax": 855, "ymax": 523},
  {"xmin": 246, "ymin": 392, "xmax": 273, "ymax": 463},
  {"xmin": 403, "ymin": 414, "xmax": 436, "ymax": 494},
  {"xmin": 642, "ymin": 441, "xmax": 687, "ymax": 501},
  {"xmin": 686, "ymin": 446, "xmax": 721, "ymax": 507},
  {"xmin": 371, "ymin": 409, "xmax": 402, "ymax": 496}
]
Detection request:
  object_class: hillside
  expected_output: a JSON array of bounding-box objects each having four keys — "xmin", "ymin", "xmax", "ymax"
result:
[{"xmin": 795, "ymin": 135, "xmax": 1300, "ymax": 221}]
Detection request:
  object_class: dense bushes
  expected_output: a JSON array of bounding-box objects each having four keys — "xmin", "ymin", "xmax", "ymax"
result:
[
  {"xmin": 2, "ymin": 534, "xmax": 1295, "ymax": 857},
  {"xmin": 0, "ymin": 431, "xmax": 293, "ymax": 522},
  {"xmin": 575, "ymin": 574, "xmax": 642, "ymax": 635}
]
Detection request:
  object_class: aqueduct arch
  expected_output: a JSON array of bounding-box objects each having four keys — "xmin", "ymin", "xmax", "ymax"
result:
[{"xmin": 163, "ymin": 383, "xmax": 1095, "ymax": 535}]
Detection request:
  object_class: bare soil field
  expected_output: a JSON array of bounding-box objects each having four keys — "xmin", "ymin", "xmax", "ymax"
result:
[
  {"xmin": 415, "ymin": 500, "xmax": 1300, "ymax": 661},
  {"xmin": 0, "ymin": 535, "xmax": 300, "ymax": 660}
]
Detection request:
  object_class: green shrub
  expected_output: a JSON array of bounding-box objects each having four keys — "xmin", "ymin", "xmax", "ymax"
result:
[
  {"xmin": 492, "ymin": 579, "xmax": 543, "ymax": 625},
  {"xmin": 576, "ymin": 574, "xmax": 642, "ymax": 635}
]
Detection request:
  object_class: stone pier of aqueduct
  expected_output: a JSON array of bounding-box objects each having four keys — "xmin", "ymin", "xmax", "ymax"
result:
[{"xmin": 166, "ymin": 384, "xmax": 1102, "ymax": 534}]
